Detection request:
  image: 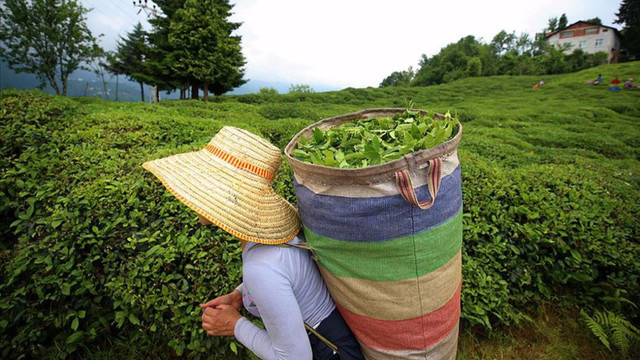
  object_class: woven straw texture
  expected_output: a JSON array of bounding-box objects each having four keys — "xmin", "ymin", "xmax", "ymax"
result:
[
  {"xmin": 143, "ymin": 126, "xmax": 300, "ymax": 244},
  {"xmin": 285, "ymin": 109, "xmax": 463, "ymax": 359}
]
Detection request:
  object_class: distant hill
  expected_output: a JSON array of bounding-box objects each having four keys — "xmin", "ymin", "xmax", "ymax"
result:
[{"xmin": 0, "ymin": 61, "xmax": 339, "ymax": 100}]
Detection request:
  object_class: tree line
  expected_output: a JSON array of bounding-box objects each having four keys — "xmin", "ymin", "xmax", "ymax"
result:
[
  {"xmin": 0, "ymin": 0, "xmax": 246, "ymax": 101},
  {"xmin": 381, "ymin": 2, "xmax": 640, "ymax": 87}
]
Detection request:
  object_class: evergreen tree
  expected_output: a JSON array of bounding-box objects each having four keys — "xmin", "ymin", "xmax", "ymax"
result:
[
  {"xmin": 146, "ymin": 0, "xmax": 188, "ymax": 99},
  {"xmin": 0, "ymin": 0, "xmax": 102, "ymax": 96},
  {"xmin": 169, "ymin": 0, "xmax": 246, "ymax": 101},
  {"xmin": 615, "ymin": 0, "xmax": 640, "ymax": 59},
  {"xmin": 558, "ymin": 13, "xmax": 569, "ymax": 29},
  {"xmin": 109, "ymin": 23, "xmax": 153, "ymax": 102}
]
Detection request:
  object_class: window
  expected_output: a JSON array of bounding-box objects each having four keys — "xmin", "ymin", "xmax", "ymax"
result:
[
  {"xmin": 585, "ymin": 27, "xmax": 599, "ymax": 35},
  {"xmin": 561, "ymin": 30, "xmax": 575, "ymax": 38},
  {"xmin": 579, "ymin": 40, "xmax": 587, "ymax": 49},
  {"xmin": 595, "ymin": 38, "xmax": 604, "ymax": 46}
]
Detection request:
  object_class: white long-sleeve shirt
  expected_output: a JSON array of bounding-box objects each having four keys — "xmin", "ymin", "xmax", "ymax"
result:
[{"xmin": 234, "ymin": 237, "xmax": 335, "ymax": 360}]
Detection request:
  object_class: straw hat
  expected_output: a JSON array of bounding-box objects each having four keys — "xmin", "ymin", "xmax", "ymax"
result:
[{"xmin": 142, "ymin": 126, "xmax": 300, "ymax": 244}]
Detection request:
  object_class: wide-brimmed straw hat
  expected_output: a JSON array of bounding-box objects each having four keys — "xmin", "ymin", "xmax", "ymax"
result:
[{"xmin": 142, "ymin": 126, "xmax": 300, "ymax": 244}]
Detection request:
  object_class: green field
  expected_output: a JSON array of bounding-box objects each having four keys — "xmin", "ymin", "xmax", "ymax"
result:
[{"xmin": 1, "ymin": 62, "xmax": 639, "ymax": 359}]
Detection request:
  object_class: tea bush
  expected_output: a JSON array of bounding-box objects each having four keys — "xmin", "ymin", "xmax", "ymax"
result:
[
  {"xmin": 1, "ymin": 62, "xmax": 639, "ymax": 359},
  {"xmin": 0, "ymin": 91, "xmax": 304, "ymax": 359}
]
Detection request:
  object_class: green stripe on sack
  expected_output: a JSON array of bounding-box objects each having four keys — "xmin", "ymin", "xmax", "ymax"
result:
[{"xmin": 304, "ymin": 208, "xmax": 463, "ymax": 282}]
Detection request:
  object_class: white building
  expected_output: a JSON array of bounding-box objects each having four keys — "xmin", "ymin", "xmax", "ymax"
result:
[{"xmin": 545, "ymin": 21, "xmax": 621, "ymax": 63}]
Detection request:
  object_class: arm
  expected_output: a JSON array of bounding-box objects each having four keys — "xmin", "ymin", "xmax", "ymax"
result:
[{"xmin": 235, "ymin": 260, "xmax": 312, "ymax": 360}]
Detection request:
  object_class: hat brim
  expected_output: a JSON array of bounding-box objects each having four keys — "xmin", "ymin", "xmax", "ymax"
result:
[{"xmin": 143, "ymin": 147, "xmax": 300, "ymax": 244}]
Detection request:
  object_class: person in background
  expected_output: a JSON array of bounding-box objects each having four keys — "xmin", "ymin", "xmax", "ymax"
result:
[
  {"xmin": 142, "ymin": 126, "xmax": 364, "ymax": 360},
  {"xmin": 591, "ymin": 74, "xmax": 603, "ymax": 85},
  {"xmin": 624, "ymin": 78, "xmax": 634, "ymax": 89}
]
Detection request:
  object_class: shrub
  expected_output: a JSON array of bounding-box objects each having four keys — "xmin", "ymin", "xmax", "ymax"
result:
[
  {"xmin": 258, "ymin": 103, "xmax": 320, "ymax": 121},
  {"xmin": 0, "ymin": 91, "xmax": 304, "ymax": 359},
  {"xmin": 258, "ymin": 87, "xmax": 278, "ymax": 95}
]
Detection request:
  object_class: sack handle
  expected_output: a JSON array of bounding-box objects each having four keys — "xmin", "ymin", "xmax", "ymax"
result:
[{"xmin": 395, "ymin": 157, "xmax": 442, "ymax": 210}]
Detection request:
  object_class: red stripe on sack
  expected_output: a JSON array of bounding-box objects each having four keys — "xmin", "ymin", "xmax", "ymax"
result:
[
  {"xmin": 434, "ymin": 158, "xmax": 442, "ymax": 192},
  {"xmin": 204, "ymin": 144, "xmax": 275, "ymax": 181},
  {"xmin": 336, "ymin": 282, "xmax": 461, "ymax": 351},
  {"xmin": 396, "ymin": 171, "xmax": 412, "ymax": 205}
]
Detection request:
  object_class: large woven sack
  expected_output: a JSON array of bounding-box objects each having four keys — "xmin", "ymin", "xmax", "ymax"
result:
[{"xmin": 285, "ymin": 109, "xmax": 463, "ymax": 360}]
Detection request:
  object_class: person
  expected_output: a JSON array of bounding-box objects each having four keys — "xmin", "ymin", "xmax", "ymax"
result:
[
  {"xmin": 533, "ymin": 79, "xmax": 544, "ymax": 89},
  {"xmin": 591, "ymin": 74, "xmax": 603, "ymax": 85},
  {"xmin": 142, "ymin": 126, "xmax": 365, "ymax": 360},
  {"xmin": 624, "ymin": 78, "xmax": 634, "ymax": 89}
]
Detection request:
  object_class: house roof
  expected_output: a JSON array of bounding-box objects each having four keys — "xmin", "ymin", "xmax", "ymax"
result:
[{"xmin": 545, "ymin": 21, "xmax": 621, "ymax": 38}]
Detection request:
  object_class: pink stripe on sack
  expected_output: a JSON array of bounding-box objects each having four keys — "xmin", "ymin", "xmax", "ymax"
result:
[{"xmin": 336, "ymin": 282, "xmax": 461, "ymax": 351}]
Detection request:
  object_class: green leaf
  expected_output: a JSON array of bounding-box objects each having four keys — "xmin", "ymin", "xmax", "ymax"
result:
[
  {"xmin": 312, "ymin": 127, "xmax": 324, "ymax": 143},
  {"xmin": 128, "ymin": 313, "xmax": 141, "ymax": 326},
  {"xmin": 323, "ymin": 150, "xmax": 336, "ymax": 167},
  {"xmin": 66, "ymin": 331, "xmax": 85, "ymax": 344},
  {"xmin": 61, "ymin": 283, "xmax": 71, "ymax": 296},
  {"xmin": 71, "ymin": 317, "xmax": 79, "ymax": 331},
  {"xmin": 230, "ymin": 341, "xmax": 238, "ymax": 355}
]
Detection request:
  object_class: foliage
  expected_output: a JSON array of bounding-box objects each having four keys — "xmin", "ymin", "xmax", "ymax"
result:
[
  {"xmin": 258, "ymin": 103, "xmax": 320, "ymax": 121},
  {"xmin": 580, "ymin": 310, "xmax": 640, "ymax": 357},
  {"xmin": 396, "ymin": 14, "xmax": 620, "ymax": 88},
  {"xmin": 1, "ymin": 62, "xmax": 640, "ymax": 358},
  {"xmin": 168, "ymin": 0, "xmax": 246, "ymax": 101},
  {"xmin": 289, "ymin": 84, "xmax": 315, "ymax": 93},
  {"xmin": 379, "ymin": 67, "xmax": 415, "ymax": 87},
  {"xmin": 258, "ymin": 87, "xmax": 279, "ymax": 95},
  {"xmin": 108, "ymin": 22, "xmax": 153, "ymax": 102},
  {"xmin": 0, "ymin": 0, "xmax": 102, "ymax": 96},
  {"xmin": 146, "ymin": 0, "xmax": 190, "ymax": 96},
  {"xmin": 615, "ymin": 0, "xmax": 640, "ymax": 59},
  {"xmin": 291, "ymin": 110, "xmax": 456, "ymax": 168}
]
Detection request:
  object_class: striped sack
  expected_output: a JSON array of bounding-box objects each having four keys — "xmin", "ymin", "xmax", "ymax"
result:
[{"xmin": 285, "ymin": 109, "xmax": 463, "ymax": 360}]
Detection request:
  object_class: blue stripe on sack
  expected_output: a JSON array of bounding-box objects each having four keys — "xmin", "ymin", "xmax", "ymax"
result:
[{"xmin": 294, "ymin": 165, "xmax": 462, "ymax": 242}]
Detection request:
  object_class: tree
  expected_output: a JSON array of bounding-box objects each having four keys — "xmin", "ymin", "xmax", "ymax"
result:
[
  {"xmin": 289, "ymin": 84, "xmax": 315, "ymax": 93},
  {"xmin": 615, "ymin": 0, "xmax": 640, "ymax": 59},
  {"xmin": 0, "ymin": 0, "xmax": 102, "ymax": 96},
  {"xmin": 169, "ymin": 0, "xmax": 246, "ymax": 101},
  {"xmin": 558, "ymin": 14, "xmax": 569, "ymax": 29},
  {"xmin": 259, "ymin": 87, "xmax": 278, "ymax": 94},
  {"xmin": 108, "ymin": 23, "xmax": 153, "ymax": 102},
  {"xmin": 547, "ymin": 16, "xmax": 559, "ymax": 32},
  {"xmin": 465, "ymin": 57, "xmax": 482, "ymax": 77},
  {"xmin": 379, "ymin": 67, "xmax": 414, "ymax": 87},
  {"xmin": 491, "ymin": 30, "xmax": 516, "ymax": 55},
  {"xmin": 146, "ymin": 0, "xmax": 188, "ymax": 99},
  {"xmin": 585, "ymin": 17, "xmax": 602, "ymax": 25}
]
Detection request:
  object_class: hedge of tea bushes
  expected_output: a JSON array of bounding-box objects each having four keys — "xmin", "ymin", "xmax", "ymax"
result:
[
  {"xmin": 1, "ymin": 88, "xmax": 639, "ymax": 359},
  {"xmin": 0, "ymin": 91, "xmax": 309, "ymax": 359}
]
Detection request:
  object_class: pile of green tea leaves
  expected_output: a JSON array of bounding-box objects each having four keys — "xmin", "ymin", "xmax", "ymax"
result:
[{"xmin": 291, "ymin": 109, "xmax": 457, "ymax": 168}]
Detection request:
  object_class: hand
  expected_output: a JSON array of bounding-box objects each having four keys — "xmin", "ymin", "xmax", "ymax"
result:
[
  {"xmin": 199, "ymin": 290, "xmax": 242, "ymax": 311},
  {"xmin": 201, "ymin": 304, "xmax": 243, "ymax": 336}
]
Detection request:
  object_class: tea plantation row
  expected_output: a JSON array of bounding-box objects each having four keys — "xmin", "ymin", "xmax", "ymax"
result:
[{"xmin": 1, "ymin": 62, "xmax": 639, "ymax": 359}]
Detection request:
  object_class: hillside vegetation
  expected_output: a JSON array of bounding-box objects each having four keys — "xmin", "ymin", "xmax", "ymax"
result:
[{"xmin": 1, "ymin": 62, "xmax": 639, "ymax": 359}]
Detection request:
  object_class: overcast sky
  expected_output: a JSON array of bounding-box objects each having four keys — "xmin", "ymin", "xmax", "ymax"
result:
[{"xmin": 84, "ymin": 0, "xmax": 623, "ymax": 90}]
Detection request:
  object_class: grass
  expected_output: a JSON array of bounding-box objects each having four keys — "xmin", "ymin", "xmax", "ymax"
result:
[{"xmin": 458, "ymin": 304, "xmax": 610, "ymax": 360}]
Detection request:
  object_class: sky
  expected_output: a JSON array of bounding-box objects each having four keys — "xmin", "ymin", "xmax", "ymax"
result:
[{"xmin": 84, "ymin": 0, "xmax": 623, "ymax": 91}]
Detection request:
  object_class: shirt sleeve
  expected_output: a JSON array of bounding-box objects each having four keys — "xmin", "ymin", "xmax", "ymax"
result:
[{"xmin": 234, "ymin": 259, "xmax": 312, "ymax": 360}]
